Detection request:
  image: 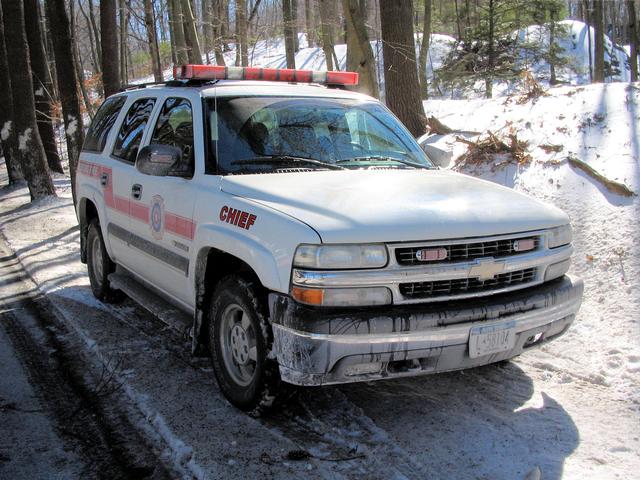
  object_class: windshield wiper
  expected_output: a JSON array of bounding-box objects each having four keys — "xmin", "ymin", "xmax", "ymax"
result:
[
  {"xmin": 231, "ymin": 155, "xmax": 346, "ymax": 170},
  {"xmin": 336, "ymin": 155, "xmax": 433, "ymax": 170}
]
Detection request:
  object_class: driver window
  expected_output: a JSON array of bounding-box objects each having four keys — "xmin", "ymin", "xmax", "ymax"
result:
[{"xmin": 151, "ymin": 97, "xmax": 194, "ymax": 175}]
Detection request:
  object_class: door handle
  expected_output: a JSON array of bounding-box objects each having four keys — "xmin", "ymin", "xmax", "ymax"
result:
[
  {"xmin": 131, "ymin": 184, "xmax": 142, "ymax": 200},
  {"xmin": 100, "ymin": 173, "xmax": 108, "ymax": 187}
]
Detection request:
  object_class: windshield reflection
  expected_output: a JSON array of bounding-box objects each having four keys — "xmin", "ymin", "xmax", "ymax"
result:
[{"xmin": 209, "ymin": 96, "xmax": 433, "ymax": 174}]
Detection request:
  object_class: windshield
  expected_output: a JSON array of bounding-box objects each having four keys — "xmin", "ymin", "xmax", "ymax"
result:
[{"xmin": 207, "ymin": 96, "xmax": 434, "ymax": 174}]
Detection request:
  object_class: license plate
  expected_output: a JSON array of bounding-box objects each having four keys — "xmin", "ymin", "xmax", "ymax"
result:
[{"xmin": 469, "ymin": 321, "xmax": 517, "ymax": 358}]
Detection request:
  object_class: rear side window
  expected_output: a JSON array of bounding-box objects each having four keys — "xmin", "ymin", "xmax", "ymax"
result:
[
  {"xmin": 112, "ymin": 97, "xmax": 156, "ymax": 163},
  {"xmin": 82, "ymin": 96, "xmax": 126, "ymax": 152},
  {"xmin": 150, "ymin": 98, "xmax": 194, "ymax": 174}
]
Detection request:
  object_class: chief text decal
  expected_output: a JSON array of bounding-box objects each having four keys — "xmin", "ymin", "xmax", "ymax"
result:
[{"xmin": 219, "ymin": 206, "xmax": 257, "ymax": 230}]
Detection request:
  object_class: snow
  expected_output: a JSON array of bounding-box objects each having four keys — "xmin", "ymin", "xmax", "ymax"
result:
[
  {"xmin": 1, "ymin": 80, "xmax": 639, "ymax": 478},
  {"xmin": 17, "ymin": 128, "xmax": 31, "ymax": 151},
  {"xmin": 65, "ymin": 115, "xmax": 77, "ymax": 137},
  {"xmin": 517, "ymin": 20, "xmax": 634, "ymax": 85},
  {"xmin": 1, "ymin": 120, "xmax": 11, "ymax": 141},
  {"xmin": 421, "ymin": 81, "xmax": 640, "ymax": 405},
  {"xmin": 0, "ymin": 312, "xmax": 86, "ymax": 478},
  {"xmin": 423, "ymin": 82, "xmax": 639, "ymax": 193}
]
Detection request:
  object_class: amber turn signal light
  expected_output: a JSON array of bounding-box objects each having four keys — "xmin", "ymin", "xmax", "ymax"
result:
[{"xmin": 291, "ymin": 287, "xmax": 325, "ymax": 306}]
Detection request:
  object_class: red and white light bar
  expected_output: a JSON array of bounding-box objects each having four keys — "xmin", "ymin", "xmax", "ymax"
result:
[{"xmin": 173, "ymin": 64, "xmax": 359, "ymax": 86}]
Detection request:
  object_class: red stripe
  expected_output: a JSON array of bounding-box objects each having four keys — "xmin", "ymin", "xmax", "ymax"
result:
[
  {"xmin": 165, "ymin": 212, "xmax": 196, "ymax": 240},
  {"xmin": 113, "ymin": 195, "xmax": 129, "ymax": 215},
  {"xmin": 79, "ymin": 160, "xmax": 196, "ymax": 241},
  {"xmin": 130, "ymin": 202, "xmax": 150, "ymax": 223}
]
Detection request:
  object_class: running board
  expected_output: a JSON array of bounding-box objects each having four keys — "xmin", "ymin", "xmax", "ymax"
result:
[{"xmin": 108, "ymin": 272, "xmax": 193, "ymax": 339}]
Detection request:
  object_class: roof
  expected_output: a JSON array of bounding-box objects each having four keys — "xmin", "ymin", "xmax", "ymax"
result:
[{"xmin": 124, "ymin": 79, "xmax": 375, "ymax": 101}]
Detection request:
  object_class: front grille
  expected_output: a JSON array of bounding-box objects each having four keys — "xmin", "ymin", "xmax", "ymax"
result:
[
  {"xmin": 395, "ymin": 237, "xmax": 540, "ymax": 266},
  {"xmin": 399, "ymin": 267, "xmax": 537, "ymax": 298}
]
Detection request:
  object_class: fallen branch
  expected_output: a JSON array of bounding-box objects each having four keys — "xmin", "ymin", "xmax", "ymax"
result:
[
  {"xmin": 539, "ymin": 143, "xmax": 563, "ymax": 154},
  {"xmin": 516, "ymin": 71, "xmax": 550, "ymax": 105},
  {"xmin": 426, "ymin": 116, "xmax": 454, "ymax": 135},
  {"xmin": 456, "ymin": 130, "xmax": 531, "ymax": 166},
  {"xmin": 567, "ymin": 156, "xmax": 637, "ymax": 197}
]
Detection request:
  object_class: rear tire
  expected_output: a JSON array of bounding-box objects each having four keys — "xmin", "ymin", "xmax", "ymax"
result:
[
  {"xmin": 208, "ymin": 275, "xmax": 285, "ymax": 415},
  {"xmin": 86, "ymin": 218, "xmax": 124, "ymax": 303}
]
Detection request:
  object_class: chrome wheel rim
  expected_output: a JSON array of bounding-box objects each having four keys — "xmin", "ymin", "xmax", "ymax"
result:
[
  {"xmin": 220, "ymin": 303, "xmax": 258, "ymax": 387},
  {"xmin": 90, "ymin": 234, "xmax": 104, "ymax": 288}
]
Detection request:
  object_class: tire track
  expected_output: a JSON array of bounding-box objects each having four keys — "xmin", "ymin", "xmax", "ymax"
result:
[{"xmin": 0, "ymin": 242, "xmax": 175, "ymax": 480}]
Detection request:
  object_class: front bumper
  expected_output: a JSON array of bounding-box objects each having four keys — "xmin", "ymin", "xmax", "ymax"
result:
[{"xmin": 268, "ymin": 275, "xmax": 583, "ymax": 386}]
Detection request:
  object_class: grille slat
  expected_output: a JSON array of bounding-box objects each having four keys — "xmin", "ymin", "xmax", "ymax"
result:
[
  {"xmin": 399, "ymin": 268, "xmax": 537, "ymax": 299},
  {"xmin": 395, "ymin": 237, "xmax": 540, "ymax": 266}
]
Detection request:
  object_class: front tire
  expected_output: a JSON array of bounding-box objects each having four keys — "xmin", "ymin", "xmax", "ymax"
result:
[
  {"xmin": 208, "ymin": 275, "xmax": 284, "ymax": 414},
  {"xmin": 86, "ymin": 218, "xmax": 123, "ymax": 303}
]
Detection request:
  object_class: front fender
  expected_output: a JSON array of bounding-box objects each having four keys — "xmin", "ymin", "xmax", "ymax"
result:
[
  {"xmin": 193, "ymin": 223, "xmax": 283, "ymax": 291},
  {"xmin": 189, "ymin": 198, "xmax": 321, "ymax": 355}
]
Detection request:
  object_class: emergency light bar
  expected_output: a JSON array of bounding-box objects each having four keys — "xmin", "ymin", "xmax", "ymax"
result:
[{"xmin": 173, "ymin": 64, "xmax": 359, "ymax": 86}]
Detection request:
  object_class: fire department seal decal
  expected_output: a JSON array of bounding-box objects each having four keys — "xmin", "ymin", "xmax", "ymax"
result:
[{"xmin": 150, "ymin": 195, "xmax": 165, "ymax": 240}]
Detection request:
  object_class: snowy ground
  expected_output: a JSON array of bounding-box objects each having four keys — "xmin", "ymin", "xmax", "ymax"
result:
[{"xmin": 1, "ymin": 82, "xmax": 639, "ymax": 479}]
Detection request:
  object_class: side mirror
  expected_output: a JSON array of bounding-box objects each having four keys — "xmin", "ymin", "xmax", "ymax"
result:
[{"xmin": 136, "ymin": 144, "xmax": 189, "ymax": 177}]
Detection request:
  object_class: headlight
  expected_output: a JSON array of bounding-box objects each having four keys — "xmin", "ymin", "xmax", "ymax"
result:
[
  {"xmin": 293, "ymin": 244, "xmax": 388, "ymax": 269},
  {"xmin": 547, "ymin": 225, "xmax": 572, "ymax": 248}
]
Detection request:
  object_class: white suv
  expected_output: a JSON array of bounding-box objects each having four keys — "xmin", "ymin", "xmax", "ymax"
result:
[{"xmin": 76, "ymin": 65, "xmax": 583, "ymax": 412}]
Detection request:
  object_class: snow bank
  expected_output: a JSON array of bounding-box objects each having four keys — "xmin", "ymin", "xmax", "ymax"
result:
[{"xmin": 424, "ymin": 82, "xmax": 639, "ymax": 399}]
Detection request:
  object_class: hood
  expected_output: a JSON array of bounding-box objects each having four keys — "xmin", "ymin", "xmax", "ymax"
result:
[{"xmin": 221, "ymin": 169, "xmax": 569, "ymax": 243}]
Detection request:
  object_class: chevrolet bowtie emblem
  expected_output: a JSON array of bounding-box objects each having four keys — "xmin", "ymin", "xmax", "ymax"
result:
[{"xmin": 468, "ymin": 259, "xmax": 506, "ymax": 281}]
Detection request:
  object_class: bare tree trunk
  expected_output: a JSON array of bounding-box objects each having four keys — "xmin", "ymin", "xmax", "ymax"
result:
[
  {"xmin": 212, "ymin": 0, "xmax": 226, "ymax": 65},
  {"xmin": 74, "ymin": 44, "xmax": 94, "ymax": 119},
  {"xmin": 593, "ymin": 0, "xmax": 605, "ymax": 82},
  {"xmin": 418, "ymin": 0, "xmax": 432, "ymax": 99},
  {"xmin": 77, "ymin": 0, "xmax": 100, "ymax": 73},
  {"xmin": 485, "ymin": 0, "xmax": 495, "ymax": 98},
  {"xmin": 69, "ymin": 0, "xmax": 94, "ymax": 119},
  {"xmin": 549, "ymin": 4, "xmax": 558, "ymax": 85},
  {"xmin": 379, "ymin": 0, "xmax": 426, "ymax": 137},
  {"xmin": 172, "ymin": 0, "xmax": 190, "ymax": 64},
  {"xmin": 454, "ymin": 0, "xmax": 462, "ymax": 39},
  {"xmin": 221, "ymin": 0, "xmax": 230, "ymax": 51},
  {"xmin": 119, "ymin": 0, "xmax": 128, "ymax": 85},
  {"xmin": 87, "ymin": 0, "xmax": 101, "ymax": 66},
  {"xmin": 292, "ymin": 0, "xmax": 299, "ymax": 51},
  {"xmin": 24, "ymin": 0, "xmax": 63, "ymax": 173},
  {"xmin": 343, "ymin": 0, "xmax": 378, "ymax": 97},
  {"xmin": 236, "ymin": 0, "xmax": 248, "ymax": 66},
  {"xmin": 167, "ymin": 0, "xmax": 178, "ymax": 64},
  {"xmin": 202, "ymin": 0, "xmax": 212, "ymax": 64},
  {"xmin": 144, "ymin": 0, "xmax": 163, "ymax": 80},
  {"xmin": 305, "ymin": 0, "xmax": 316, "ymax": 47},
  {"xmin": 319, "ymin": 0, "xmax": 336, "ymax": 70},
  {"xmin": 45, "ymin": 0, "xmax": 85, "ymax": 205},
  {"xmin": 585, "ymin": 0, "xmax": 593, "ymax": 81},
  {"xmin": 0, "ymin": 0, "xmax": 23, "ymax": 184},
  {"xmin": 158, "ymin": 0, "xmax": 167, "ymax": 42},
  {"xmin": 1, "ymin": 0, "xmax": 55, "ymax": 199},
  {"xmin": 101, "ymin": 0, "xmax": 120, "ymax": 96},
  {"xmin": 628, "ymin": 0, "xmax": 638, "ymax": 81},
  {"xmin": 283, "ymin": 0, "xmax": 296, "ymax": 68},
  {"xmin": 181, "ymin": 0, "xmax": 203, "ymax": 63}
]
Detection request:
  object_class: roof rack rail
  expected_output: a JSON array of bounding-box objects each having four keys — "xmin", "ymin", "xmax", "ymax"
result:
[
  {"xmin": 121, "ymin": 78, "xmax": 218, "ymax": 92},
  {"xmin": 121, "ymin": 81, "xmax": 167, "ymax": 91}
]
